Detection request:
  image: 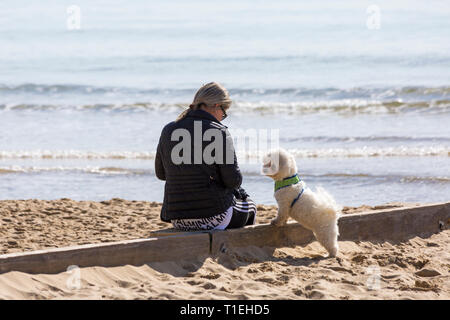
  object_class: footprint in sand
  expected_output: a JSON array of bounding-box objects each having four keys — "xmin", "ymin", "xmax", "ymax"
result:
[
  {"xmin": 415, "ymin": 268, "xmax": 441, "ymax": 277},
  {"xmin": 306, "ymin": 289, "xmax": 325, "ymax": 299},
  {"xmin": 255, "ymin": 276, "xmax": 283, "ymax": 286},
  {"xmin": 115, "ymin": 280, "xmax": 133, "ymax": 288},
  {"xmin": 200, "ymin": 273, "xmax": 221, "ymax": 280},
  {"xmin": 351, "ymin": 254, "xmax": 368, "ymax": 264},
  {"xmin": 201, "ymin": 282, "xmax": 217, "ymax": 290}
]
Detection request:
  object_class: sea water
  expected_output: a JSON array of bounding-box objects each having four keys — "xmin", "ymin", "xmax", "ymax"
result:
[{"xmin": 1, "ymin": 0, "xmax": 449, "ymax": 205}]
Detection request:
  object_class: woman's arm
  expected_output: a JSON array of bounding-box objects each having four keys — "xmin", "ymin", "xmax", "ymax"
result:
[
  {"xmin": 155, "ymin": 136, "xmax": 166, "ymax": 181},
  {"xmin": 218, "ymin": 152, "xmax": 242, "ymax": 189},
  {"xmin": 217, "ymin": 129, "xmax": 242, "ymax": 189}
]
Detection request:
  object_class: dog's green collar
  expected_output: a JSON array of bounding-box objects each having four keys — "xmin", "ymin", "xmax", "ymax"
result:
[{"xmin": 274, "ymin": 174, "xmax": 300, "ymax": 192}]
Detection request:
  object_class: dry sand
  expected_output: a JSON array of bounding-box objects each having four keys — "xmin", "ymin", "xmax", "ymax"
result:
[{"xmin": 0, "ymin": 199, "xmax": 448, "ymax": 299}]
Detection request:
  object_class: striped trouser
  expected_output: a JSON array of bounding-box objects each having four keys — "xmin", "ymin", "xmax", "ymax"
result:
[
  {"xmin": 226, "ymin": 197, "xmax": 257, "ymax": 229},
  {"xmin": 171, "ymin": 197, "xmax": 257, "ymax": 231}
]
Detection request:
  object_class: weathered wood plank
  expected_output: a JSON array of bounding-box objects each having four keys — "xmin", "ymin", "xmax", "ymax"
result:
[
  {"xmin": 338, "ymin": 202, "xmax": 449, "ymax": 241},
  {"xmin": 0, "ymin": 233, "xmax": 210, "ymax": 274},
  {"xmin": 211, "ymin": 202, "xmax": 449, "ymax": 255},
  {"xmin": 148, "ymin": 228, "xmax": 209, "ymax": 237}
]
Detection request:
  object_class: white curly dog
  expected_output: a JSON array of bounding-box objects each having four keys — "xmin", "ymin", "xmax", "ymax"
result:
[{"xmin": 262, "ymin": 148, "xmax": 341, "ymax": 257}]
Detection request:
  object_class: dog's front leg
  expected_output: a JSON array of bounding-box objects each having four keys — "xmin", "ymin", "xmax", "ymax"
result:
[{"xmin": 271, "ymin": 198, "xmax": 290, "ymax": 227}]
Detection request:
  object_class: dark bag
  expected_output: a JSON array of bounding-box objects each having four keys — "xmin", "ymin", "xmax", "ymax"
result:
[{"xmin": 233, "ymin": 187, "xmax": 249, "ymax": 201}]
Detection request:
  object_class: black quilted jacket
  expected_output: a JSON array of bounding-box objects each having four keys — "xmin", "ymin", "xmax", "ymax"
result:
[{"xmin": 155, "ymin": 109, "xmax": 242, "ymax": 222}]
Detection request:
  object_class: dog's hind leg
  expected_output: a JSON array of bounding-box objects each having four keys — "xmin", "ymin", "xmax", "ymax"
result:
[{"xmin": 313, "ymin": 222, "xmax": 339, "ymax": 257}]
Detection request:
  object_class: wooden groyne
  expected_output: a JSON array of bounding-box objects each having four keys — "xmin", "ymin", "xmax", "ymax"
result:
[{"xmin": 1, "ymin": 202, "xmax": 448, "ymax": 274}]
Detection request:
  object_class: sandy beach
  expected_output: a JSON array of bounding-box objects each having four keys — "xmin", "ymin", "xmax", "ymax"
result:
[
  {"xmin": 1, "ymin": 0, "xmax": 449, "ymax": 303},
  {"xmin": 0, "ymin": 198, "xmax": 415, "ymax": 255},
  {"xmin": 0, "ymin": 199, "xmax": 448, "ymax": 300}
]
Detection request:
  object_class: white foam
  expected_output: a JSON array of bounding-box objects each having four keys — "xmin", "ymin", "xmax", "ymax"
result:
[
  {"xmin": 0, "ymin": 150, "xmax": 156, "ymax": 160},
  {"xmin": 0, "ymin": 146, "xmax": 448, "ymax": 161}
]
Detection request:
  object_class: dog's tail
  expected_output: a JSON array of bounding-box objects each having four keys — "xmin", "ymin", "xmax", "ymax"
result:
[{"xmin": 314, "ymin": 186, "xmax": 342, "ymax": 220}]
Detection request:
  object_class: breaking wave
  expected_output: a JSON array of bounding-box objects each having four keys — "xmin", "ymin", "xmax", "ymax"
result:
[
  {"xmin": 0, "ymin": 146, "xmax": 448, "ymax": 160},
  {"xmin": 0, "ymin": 166, "xmax": 151, "ymax": 175},
  {"xmin": 0, "ymin": 150, "xmax": 156, "ymax": 160},
  {"xmin": 280, "ymin": 135, "xmax": 450, "ymax": 143},
  {"xmin": 1, "ymin": 166, "xmax": 448, "ymax": 185},
  {"xmin": 1, "ymin": 83, "xmax": 450, "ymax": 115},
  {"xmin": 1, "ymin": 99, "xmax": 449, "ymax": 115}
]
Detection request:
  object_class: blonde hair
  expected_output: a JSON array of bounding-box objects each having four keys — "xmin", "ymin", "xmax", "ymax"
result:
[{"xmin": 176, "ymin": 82, "xmax": 232, "ymax": 121}]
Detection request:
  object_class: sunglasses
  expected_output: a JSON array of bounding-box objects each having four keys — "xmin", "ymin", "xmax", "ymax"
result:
[{"xmin": 219, "ymin": 105, "xmax": 228, "ymax": 120}]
